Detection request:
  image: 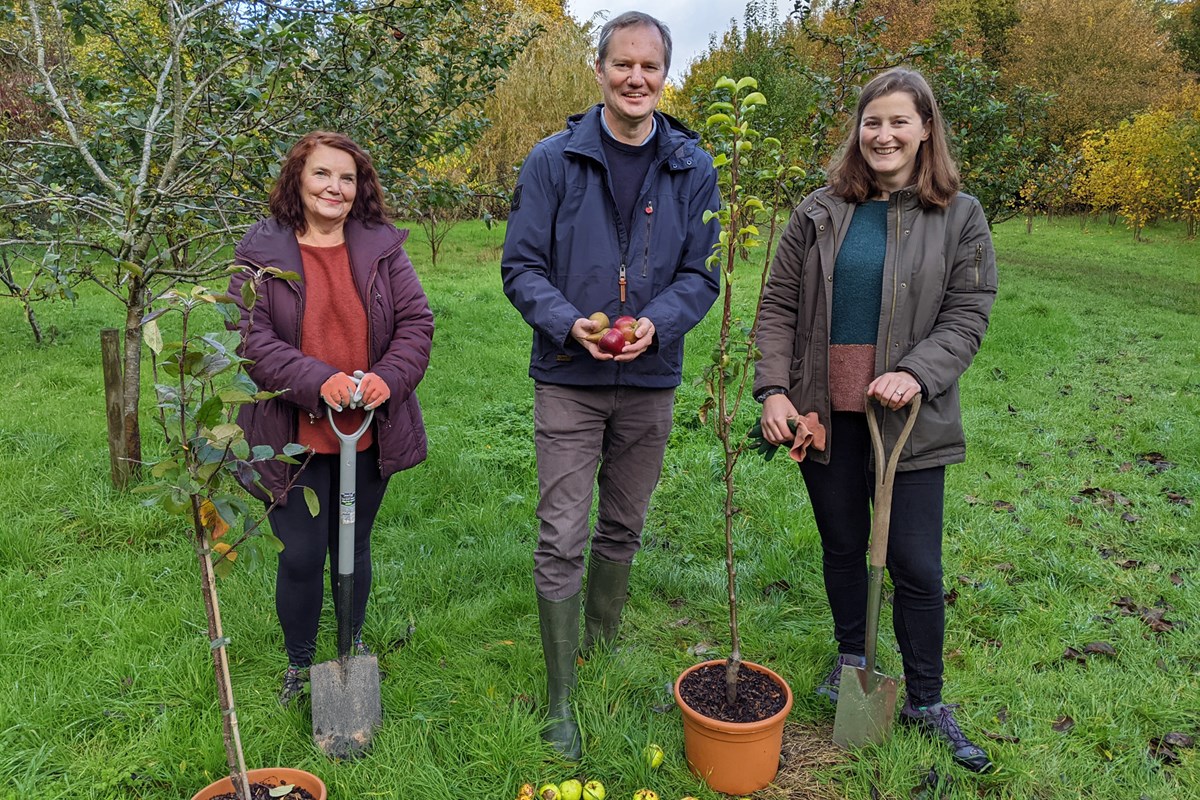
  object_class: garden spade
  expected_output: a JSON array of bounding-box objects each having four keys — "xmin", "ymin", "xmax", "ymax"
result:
[
  {"xmin": 832, "ymin": 394, "xmax": 921, "ymax": 750},
  {"xmin": 311, "ymin": 380, "xmax": 382, "ymax": 759}
]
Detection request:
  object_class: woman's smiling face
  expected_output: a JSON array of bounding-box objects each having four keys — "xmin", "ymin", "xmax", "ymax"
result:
[{"xmin": 858, "ymin": 91, "xmax": 931, "ymax": 193}]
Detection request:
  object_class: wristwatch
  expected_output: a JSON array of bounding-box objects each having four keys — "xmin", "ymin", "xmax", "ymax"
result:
[{"xmin": 754, "ymin": 386, "xmax": 787, "ymax": 403}]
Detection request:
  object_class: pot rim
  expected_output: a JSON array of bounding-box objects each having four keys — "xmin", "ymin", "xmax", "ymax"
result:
[{"xmin": 674, "ymin": 658, "xmax": 794, "ymax": 732}]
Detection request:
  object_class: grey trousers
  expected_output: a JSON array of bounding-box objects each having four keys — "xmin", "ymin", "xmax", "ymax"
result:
[{"xmin": 532, "ymin": 382, "xmax": 675, "ymax": 599}]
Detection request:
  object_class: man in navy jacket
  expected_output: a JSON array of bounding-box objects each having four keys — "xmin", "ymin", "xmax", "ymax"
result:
[{"xmin": 501, "ymin": 10, "xmax": 720, "ymax": 760}]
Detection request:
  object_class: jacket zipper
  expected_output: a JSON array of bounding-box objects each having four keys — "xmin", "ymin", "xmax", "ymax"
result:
[
  {"xmin": 640, "ymin": 199, "xmax": 654, "ymax": 281},
  {"xmin": 974, "ymin": 241, "xmax": 983, "ymax": 288},
  {"xmin": 884, "ymin": 197, "xmax": 902, "ymax": 372}
]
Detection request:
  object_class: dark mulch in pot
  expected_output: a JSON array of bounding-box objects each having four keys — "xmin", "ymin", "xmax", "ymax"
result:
[
  {"xmin": 678, "ymin": 661, "xmax": 787, "ymax": 723},
  {"xmin": 209, "ymin": 782, "xmax": 318, "ymax": 800}
]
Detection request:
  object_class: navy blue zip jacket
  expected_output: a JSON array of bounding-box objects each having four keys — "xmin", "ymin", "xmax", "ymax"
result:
[{"xmin": 501, "ymin": 104, "xmax": 721, "ymax": 388}]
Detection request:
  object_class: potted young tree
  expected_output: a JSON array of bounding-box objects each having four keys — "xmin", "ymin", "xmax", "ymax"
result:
[
  {"xmin": 672, "ymin": 77, "xmax": 803, "ymax": 795},
  {"xmin": 141, "ymin": 270, "xmax": 326, "ymax": 800}
]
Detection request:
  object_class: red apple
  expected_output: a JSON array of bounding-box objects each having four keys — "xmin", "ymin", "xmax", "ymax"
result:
[
  {"xmin": 598, "ymin": 326, "xmax": 627, "ymax": 354},
  {"xmin": 612, "ymin": 315, "xmax": 638, "ymax": 343}
]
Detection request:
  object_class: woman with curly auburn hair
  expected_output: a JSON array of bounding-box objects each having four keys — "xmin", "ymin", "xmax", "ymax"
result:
[
  {"xmin": 754, "ymin": 68, "xmax": 998, "ymax": 773},
  {"xmin": 228, "ymin": 131, "xmax": 434, "ymax": 705}
]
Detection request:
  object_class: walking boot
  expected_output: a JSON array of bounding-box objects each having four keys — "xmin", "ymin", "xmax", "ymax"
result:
[
  {"xmin": 582, "ymin": 555, "xmax": 631, "ymax": 654},
  {"xmin": 537, "ymin": 591, "xmax": 582, "ymax": 760}
]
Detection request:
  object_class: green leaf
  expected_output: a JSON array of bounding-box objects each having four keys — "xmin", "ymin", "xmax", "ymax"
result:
[
  {"xmin": 240, "ymin": 278, "xmax": 256, "ymax": 311},
  {"xmin": 706, "ymin": 113, "xmax": 733, "ymax": 128},
  {"xmin": 706, "ymin": 101, "xmax": 734, "ymax": 113},
  {"xmin": 143, "ymin": 320, "xmax": 163, "ymax": 355},
  {"xmin": 303, "ymin": 486, "xmax": 319, "ymax": 517},
  {"xmin": 715, "ymin": 76, "xmax": 737, "ymax": 91},
  {"xmin": 702, "ymin": 209, "xmax": 716, "ymax": 224},
  {"xmin": 741, "ymin": 91, "xmax": 767, "ymax": 108},
  {"xmin": 195, "ymin": 396, "xmax": 223, "ymax": 429},
  {"xmin": 735, "ymin": 77, "xmax": 759, "ymax": 92},
  {"xmin": 712, "ymin": 153, "xmax": 729, "ymax": 168},
  {"xmin": 282, "ymin": 442, "xmax": 308, "ymax": 457},
  {"xmin": 261, "ymin": 531, "xmax": 286, "ymax": 554}
]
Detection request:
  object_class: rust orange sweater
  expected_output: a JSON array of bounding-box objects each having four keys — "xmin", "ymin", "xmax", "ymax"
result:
[{"xmin": 297, "ymin": 242, "xmax": 374, "ymax": 454}]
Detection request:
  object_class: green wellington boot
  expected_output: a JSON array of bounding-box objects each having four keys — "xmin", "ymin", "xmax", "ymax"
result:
[
  {"xmin": 537, "ymin": 591, "xmax": 582, "ymax": 760},
  {"xmin": 582, "ymin": 555, "xmax": 631, "ymax": 654}
]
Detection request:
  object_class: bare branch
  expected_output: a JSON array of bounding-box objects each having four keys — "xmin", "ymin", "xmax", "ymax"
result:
[{"xmin": 25, "ymin": 0, "xmax": 120, "ymax": 195}]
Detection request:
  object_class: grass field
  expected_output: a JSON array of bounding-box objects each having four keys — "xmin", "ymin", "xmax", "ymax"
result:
[{"xmin": 0, "ymin": 215, "xmax": 1196, "ymax": 800}]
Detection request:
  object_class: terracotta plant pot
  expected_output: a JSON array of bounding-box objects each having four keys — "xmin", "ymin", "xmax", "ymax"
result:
[
  {"xmin": 674, "ymin": 659, "xmax": 794, "ymax": 795},
  {"xmin": 191, "ymin": 767, "xmax": 327, "ymax": 800}
]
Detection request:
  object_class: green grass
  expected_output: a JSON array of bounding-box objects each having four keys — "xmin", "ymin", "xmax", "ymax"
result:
[{"xmin": 0, "ymin": 215, "xmax": 1196, "ymax": 799}]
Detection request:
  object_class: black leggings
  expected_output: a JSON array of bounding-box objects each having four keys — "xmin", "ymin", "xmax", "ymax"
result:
[
  {"xmin": 799, "ymin": 411, "xmax": 946, "ymax": 706},
  {"xmin": 267, "ymin": 447, "xmax": 389, "ymax": 667}
]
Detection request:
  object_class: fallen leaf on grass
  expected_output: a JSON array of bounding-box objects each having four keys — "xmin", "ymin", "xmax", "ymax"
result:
[
  {"xmin": 1137, "ymin": 452, "xmax": 1174, "ymax": 472},
  {"xmin": 994, "ymin": 562, "xmax": 1014, "ymax": 572},
  {"xmin": 668, "ymin": 597, "xmax": 685, "ymax": 608},
  {"xmin": 1149, "ymin": 733, "xmax": 1194, "ymax": 765},
  {"xmin": 958, "ymin": 575, "xmax": 981, "ymax": 587},
  {"xmin": 1121, "ymin": 512, "xmax": 1141, "ymax": 524},
  {"xmin": 1170, "ymin": 573, "xmax": 1183, "ymax": 587},
  {"xmin": 1080, "ymin": 487, "xmax": 1132, "ymax": 508},
  {"xmin": 1163, "ymin": 490, "xmax": 1192, "ymax": 506},
  {"xmin": 1112, "ymin": 597, "xmax": 1179, "ymax": 633},
  {"xmin": 964, "ymin": 494, "xmax": 982, "ymax": 505},
  {"xmin": 997, "ymin": 706, "xmax": 1008, "ymax": 723},
  {"xmin": 1117, "ymin": 559, "xmax": 1142, "ymax": 569},
  {"xmin": 1083, "ymin": 641, "xmax": 1117, "ymax": 657},
  {"xmin": 909, "ymin": 766, "xmax": 953, "ymax": 799},
  {"xmin": 1062, "ymin": 647, "xmax": 1087, "ymax": 664},
  {"xmin": 983, "ymin": 730, "xmax": 1020, "ymax": 744},
  {"xmin": 762, "ymin": 579, "xmax": 792, "ymax": 596},
  {"xmin": 1066, "ymin": 514, "xmax": 1083, "ymax": 527},
  {"xmin": 687, "ymin": 641, "xmax": 715, "ymax": 657},
  {"xmin": 943, "ymin": 588, "xmax": 959, "ymax": 606},
  {"xmin": 670, "ymin": 617, "xmax": 692, "ymax": 628},
  {"xmin": 992, "ymin": 500, "xmax": 1016, "ymax": 512},
  {"xmin": 1052, "ymin": 715, "xmax": 1075, "ymax": 733}
]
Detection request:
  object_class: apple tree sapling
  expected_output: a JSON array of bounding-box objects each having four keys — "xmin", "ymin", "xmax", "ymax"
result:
[{"xmin": 698, "ymin": 77, "xmax": 805, "ymax": 703}]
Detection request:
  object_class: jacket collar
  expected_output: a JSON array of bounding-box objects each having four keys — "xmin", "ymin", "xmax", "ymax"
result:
[
  {"xmin": 236, "ymin": 217, "xmax": 406, "ymax": 273},
  {"xmin": 809, "ymin": 185, "xmax": 924, "ymax": 220},
  {"xmin": 563, "ymin": 104, "xmax": 701, "ymax": 170}
]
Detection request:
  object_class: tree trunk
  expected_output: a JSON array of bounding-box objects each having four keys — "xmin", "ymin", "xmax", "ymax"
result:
[{"xmin": 120, "ymin": 281, "xmax": 148, "ymax": 475}]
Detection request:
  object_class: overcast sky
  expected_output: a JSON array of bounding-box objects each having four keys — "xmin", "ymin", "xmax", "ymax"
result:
[{"xmin": 565, "ymin": 1, "xmax": 794, "ymax": 82}]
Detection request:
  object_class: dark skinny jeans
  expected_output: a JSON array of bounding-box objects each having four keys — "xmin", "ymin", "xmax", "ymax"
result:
[
  {"xmin": 799, "ymin": 411, "xmax": 946, "ymax": 706},
  {"xmin": 267, "ymin": 447, "xmax": 389, "ymax": 668}
]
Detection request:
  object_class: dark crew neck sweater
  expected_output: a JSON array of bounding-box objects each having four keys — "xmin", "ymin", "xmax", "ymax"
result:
[{"xmin": 600, "ymin": 128, "xmax": 658, "ymax": 239}]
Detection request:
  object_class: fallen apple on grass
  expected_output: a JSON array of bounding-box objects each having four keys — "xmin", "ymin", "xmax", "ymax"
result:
[
  {"xmin": 643, "ymin": 743, "xmax": 664, "ymax": 769},
  {"xmin": 582, "ymin": 780, "xmax": 605, "ymax": 800},
  {"xmin": 558, "ymin": 779, "xmax": 583, "ymax": 800},
  {"xmin": 631, "ymin": 790, "xmax": 658, "ymax": 800},
  {"xmin": 538, "ymin": 783, "xmax": 560, "ymax": 800}
]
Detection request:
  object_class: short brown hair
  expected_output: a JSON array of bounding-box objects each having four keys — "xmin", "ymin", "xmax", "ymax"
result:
[
  {"xmin": 826, "ymin": 68, "xmax": 960, "ymax": 209},
  {"xmin": 268, "ymin": 131, "xmax": 391, "ymax": 232}
]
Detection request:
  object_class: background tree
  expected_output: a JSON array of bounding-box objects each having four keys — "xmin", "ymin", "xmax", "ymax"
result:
[
  {"xmin": 471, "ymin": 5, "xmax": 597, "ymax": 192},
  {"xmin": 1167, "ymin": 0, "xmax": 1200, "ymax": 75},
  {"xmin": 680, "ymin": 1, "xmax": 820, "ymax": 172},
  {"xmin": 0, "ymin": 0, "xmax": 532, "ymax": 483},
  {"xmin": 1001, "ymin": 0, "xmax": 1185, "ymax": 142}
]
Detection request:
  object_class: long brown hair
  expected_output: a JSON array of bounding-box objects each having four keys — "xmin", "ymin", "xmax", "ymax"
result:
[
  {"xmin": 268, "ymin": 131, "xmax": 391, "ymax": 232},
  {"xmin": 826, "ymin": 68, "xmax": 960, "ymax": 209}
]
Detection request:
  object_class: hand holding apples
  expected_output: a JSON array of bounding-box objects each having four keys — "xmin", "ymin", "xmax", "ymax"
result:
[{"xmin": 612, "ymin": 316, "xmax": 654, "ymax": 362}]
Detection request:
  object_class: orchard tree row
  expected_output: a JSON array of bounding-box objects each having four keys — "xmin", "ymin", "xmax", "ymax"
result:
[{"xmin": 1, "ymin": 0, "xmax": 1196, "ymax": 487}]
